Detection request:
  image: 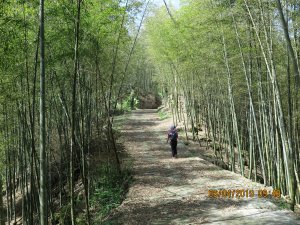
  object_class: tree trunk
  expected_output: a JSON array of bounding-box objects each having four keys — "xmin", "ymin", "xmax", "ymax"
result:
[{"xmin": 39, "ymin": 0, "xmax": 47, "ymax": 222}]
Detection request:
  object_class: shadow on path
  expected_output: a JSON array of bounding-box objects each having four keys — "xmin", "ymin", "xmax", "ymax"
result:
[{"xmin": 105, "ymin": 109, "xmax": 299, "ymax": 225}]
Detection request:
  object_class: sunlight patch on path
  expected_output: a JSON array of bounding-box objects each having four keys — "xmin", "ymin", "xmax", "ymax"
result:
[{"xmin": 106, "ymin": 109, "xmax": 300, "ymax": 225}]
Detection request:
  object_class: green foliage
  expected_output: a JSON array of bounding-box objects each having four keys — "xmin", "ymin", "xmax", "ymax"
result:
[
  {"xmin": 91, "ymin": 187, "xmax": 123, "ymax": 215},
  {"xmin": 158, "ymin": 111, "xmax": 169, "ymax": 120},
  {"xmin": 119, "ymin": 95, "xmax": 139, "ymax": 112},
  {"xmin": 76, "ymin": 213, "xmax": 89, "ymax": 225},
  {"xmin": 53, "ymin": 204, "xmax": 72, "ymax": 225},
  {"xmin": 133, "ymin": 98, "xmax": 139, "ymax": 109},
  {"xmin": 275, "ymin": 198, "xmax": 291, "ymax": 210},
  {"xmin": 158, "ymin": 92, "xmax": 164, "ymax": 99},
  {"xmin": 122, "ymin": 97, "xmax": 132, "ymax": 111},
  {"xmin": 90, "ymin": 163, "xmax": 132, "ymax": 221}
]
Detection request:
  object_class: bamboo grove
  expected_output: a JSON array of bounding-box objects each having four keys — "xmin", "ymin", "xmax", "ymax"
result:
[
  {"xmin": 0, "ymin": 0, "xmax": 154, "ymax": 224},
  {"xmin": 1, "ymin": 0, "xmax": 300, "ymax": 224},
  {"xmin": 144, "ymin": 0, "xmax": 300, "ymax": 210}
]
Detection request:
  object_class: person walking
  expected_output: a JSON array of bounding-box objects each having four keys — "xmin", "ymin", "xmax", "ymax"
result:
[{"xmin": 167, "ymin": 125, "xmax": 178, "ymax": 158}]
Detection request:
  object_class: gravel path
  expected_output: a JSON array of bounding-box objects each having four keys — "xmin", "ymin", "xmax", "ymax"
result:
[{"xmin": 106, "ymin": 109, "xmax": 299, "ymax": 225}]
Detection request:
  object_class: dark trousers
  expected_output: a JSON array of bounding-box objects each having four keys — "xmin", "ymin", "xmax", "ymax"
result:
[{"xmin": 170, "ymin": 141, "xmax": 177, "ymax": 157}]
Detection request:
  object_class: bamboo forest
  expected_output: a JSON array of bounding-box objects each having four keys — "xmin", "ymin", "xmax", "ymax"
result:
[{"xmin": 0, "ymin": 0, "xmax": 300, "ymax": 224}]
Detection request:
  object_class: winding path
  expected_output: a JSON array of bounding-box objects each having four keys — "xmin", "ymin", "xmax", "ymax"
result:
[{"xmin": 107, "ymin": 109, "xmax": 299, "ymax": 225}]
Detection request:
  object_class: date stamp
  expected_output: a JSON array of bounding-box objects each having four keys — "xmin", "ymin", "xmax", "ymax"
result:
[{"xmin": 208, "ymin": 189, "xmax": 281, "ymax": 199}]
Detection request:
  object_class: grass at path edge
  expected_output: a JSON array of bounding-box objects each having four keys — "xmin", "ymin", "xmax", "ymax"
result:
[{"xmin": 88, "ymin": 112, "xmax": 133, "ymax": 225}]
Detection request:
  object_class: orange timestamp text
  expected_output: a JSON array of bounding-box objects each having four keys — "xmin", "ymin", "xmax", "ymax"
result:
[{"xmin": 208, "ymin": 189, "xmax": 281, "ymax": 199}]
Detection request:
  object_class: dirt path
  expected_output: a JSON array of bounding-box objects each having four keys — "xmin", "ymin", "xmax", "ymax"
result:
[{"xmin": 106, "ymin": 109, "xmax": 299, "ymax": 225}]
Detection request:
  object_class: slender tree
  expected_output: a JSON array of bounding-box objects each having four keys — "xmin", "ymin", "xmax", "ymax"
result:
[{"xmin": 39, "ymin": 0, "xmax": 47, "ymax": 222}]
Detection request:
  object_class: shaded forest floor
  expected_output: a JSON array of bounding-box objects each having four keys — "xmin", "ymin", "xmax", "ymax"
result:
[{"xmin": 105, "ymin": 109, "xmax": 299, "ymax": 225}]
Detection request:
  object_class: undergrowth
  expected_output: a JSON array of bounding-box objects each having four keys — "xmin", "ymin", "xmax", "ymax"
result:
[
  {"xmin": 90, "ymin": 162, "xmax": 132, "ymax": 224},
  {"xmin": 158, "ymin": 111, "xmax": 169, "ymax": 120},
  {"xmin": 117, "ymin": 95, "xmax": 139, "ymax": 113}
]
